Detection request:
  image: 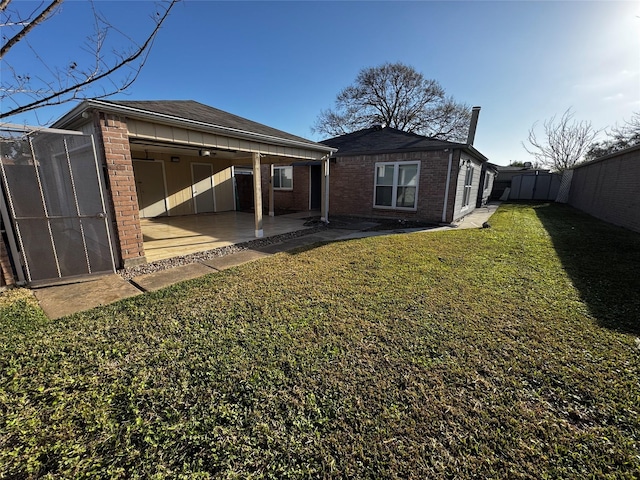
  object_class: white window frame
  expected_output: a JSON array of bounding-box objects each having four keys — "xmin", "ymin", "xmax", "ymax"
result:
[
  {"xmin": 373, "ymin": 161, "xmax": 420, "ymax": 211},
  {"xmin": 484, "ymin": 172, "xmax": 491, "ymax": 192},
  {"xmin": 273, "ymin": 166, "xmax": 293, "ymax": 191},
  {"xmin": 462, "ymin": 165, "xmax": 474, "ymax": 208}
]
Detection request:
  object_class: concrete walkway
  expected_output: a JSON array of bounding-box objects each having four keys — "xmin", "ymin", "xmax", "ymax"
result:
[{"xmin": 33, "ymin": 203, "xmax": 500, "ymax": 319}]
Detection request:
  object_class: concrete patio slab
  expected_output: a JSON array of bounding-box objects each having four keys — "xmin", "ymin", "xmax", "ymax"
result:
[
  {"xmin": 31, "ymin": 202, "xmax": 502, "ymax": 318},
  {"xmin": 200, "ymin": 249, "xmax": 272, "ymax": 271},
  {"xmin": 131, "ymin": 263, "xmax": 216, "ymax": 292},
  {"xmin": 33, "ymin": 274, "xmax": 142, "ymax": 319}
]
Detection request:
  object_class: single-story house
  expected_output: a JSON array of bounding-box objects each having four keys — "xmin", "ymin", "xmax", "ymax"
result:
[
  {"xmin": 317, "ymin": 126, "xmax": 491, "ymax": 224},
  {"xmin": 262, "ymin": 105, "xmax": 492, "ymax": 224},
  {"xmin": 0, "ymin": 100, "xmax": 335, "ymax": 286}
]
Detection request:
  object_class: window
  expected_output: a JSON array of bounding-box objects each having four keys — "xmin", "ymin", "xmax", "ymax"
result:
[
  {"xmin": 462, "ymin": 165, "xmax": 474, "ymax": 208},
  {"xmin": 273, "ymin": 166, "xmax": 293, "ymax": 190},
  {"xmin": 374, "ymin": 161, "xmax": 419, "ymax": 210}
]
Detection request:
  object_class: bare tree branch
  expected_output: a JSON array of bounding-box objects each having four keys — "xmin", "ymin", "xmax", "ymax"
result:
[
  {"xmin": 0, "ymin": 0, "xmax": 62, "ymax": 59},
  {"xmin": 522, "ymin": 108, "xmax": 599, "ymax": 171},
  {"xmin": 0, "ymin": 0, "xmax": 178, "ymax": 120},
  {"xmin": 313, "ymin": 62, "xmax": 471, "ymax": 142},
  {"xmin": 585, "ymin": 111, "xmax": 640, "ymax": 160}
]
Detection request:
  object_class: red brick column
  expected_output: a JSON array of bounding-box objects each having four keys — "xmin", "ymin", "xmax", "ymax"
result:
[
  {"xmin": 94, "ymin": 112, "xmax": 146, "ymax": 268},
  {"xmin": 0, "ymin": 235, "xmax": 14, "ymax": 287}
]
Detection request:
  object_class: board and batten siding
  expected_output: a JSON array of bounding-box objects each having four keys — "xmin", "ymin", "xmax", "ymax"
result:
[
  {"xmin": 131, "ymin": 151, "xmax": 235, "ymax": 217},
  {"xmin": 126, "ymin": 119, "xmax": 327, "ymax": 161},
  {"xmin": 213, "ymin": 167, "xmax": 235, "ymax": 212}
]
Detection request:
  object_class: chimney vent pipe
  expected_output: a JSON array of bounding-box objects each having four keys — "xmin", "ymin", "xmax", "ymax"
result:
[{"xmin": 467, "ymin": 106, "xmax": 481, "ymax": 145}]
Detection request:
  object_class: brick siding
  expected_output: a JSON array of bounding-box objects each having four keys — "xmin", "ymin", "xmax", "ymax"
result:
[
  {"xmin": 94, "ymin": 112, "xmax": 146, "ymax": 267},
  {"xmin": 329, "ymin": 150, "xmax": 460, "ymax": 224},
  {"xmin": 0, "ymin": 232, "xmax": 14, "ymax": 287},
  {"xmin": 568, "ymin": 147, "xmax": 640, "ymax": 233},
  {"xmin": 261, "ymin": 165, "xmax": 311, "ymax": 212}
]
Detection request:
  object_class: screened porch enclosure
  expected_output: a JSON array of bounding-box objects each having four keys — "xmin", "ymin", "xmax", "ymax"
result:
[{"xmin": 0, "ymin": 129, "xmax": 116, "ymax": 285}]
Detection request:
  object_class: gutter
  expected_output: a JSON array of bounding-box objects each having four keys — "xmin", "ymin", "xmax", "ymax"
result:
[
  {"xmin": 54, "ymin": 100, "xmax": 337, "ymax": 155},
  {"xmin": 327, "ymin": 143, "xmax": 488, "ymax": 163}
]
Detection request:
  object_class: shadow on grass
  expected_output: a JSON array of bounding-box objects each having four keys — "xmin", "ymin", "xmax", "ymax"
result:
[{"xmin": 534, "ymin": 202, "xmax": 640, "ymax": 335}]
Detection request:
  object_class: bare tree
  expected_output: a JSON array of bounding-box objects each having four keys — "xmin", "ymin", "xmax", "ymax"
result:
[
  {"xmin": 0, "ymin": 0, "xmax": 178, "ymax": 121},
  {"xmin": 523, "ymin": 108, "xmax": 599, "ymax": 171},
  {"xmin": 313, "ymin": 62, "xmax": 471, "ymax": 142},
  {"xmin": 585, "ymin": 111, "xmax": 640, "ymax": 160}
]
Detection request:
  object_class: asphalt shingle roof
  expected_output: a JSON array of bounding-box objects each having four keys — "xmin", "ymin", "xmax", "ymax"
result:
[
  {"xmin": 320, "ymin": 126, "xmax": 465, "ymax": 156},
  {"xmin": 102, "ymin": 100, "xmax": 320, "ymax": 146}
]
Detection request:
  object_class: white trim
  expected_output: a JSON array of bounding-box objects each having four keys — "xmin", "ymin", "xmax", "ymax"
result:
[
  {"xmin": 273, "ymin": 165, "xmax": 293, "ymax": 191},
  {"xmin": 373, "ymin": 160, "xmax": 420, "ymax": 211},
  {"xmin": 0, "ymin": 122, "xmax": 84, "ymax": 136},
  {"xmin": 461, "ymin": 165, "xmax": 474, "ymax": 210}
]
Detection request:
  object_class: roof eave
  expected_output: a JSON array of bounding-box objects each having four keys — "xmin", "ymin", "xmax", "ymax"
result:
[
  {"xmin": 462, "ymin": 144, "xmax": 489, "ymax": 163},
  {"xmin": 331, "ymin": 143, "xmax": 489, "ymax": 161},
  {"xmin": 54, "ymin": 100, "xmax": 336, "ymax": 155}
]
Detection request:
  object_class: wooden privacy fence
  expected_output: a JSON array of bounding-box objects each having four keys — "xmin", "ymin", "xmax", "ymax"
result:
[{"xmin": 509, "ymin": 172, "xmax": 562, "ymax": 201}]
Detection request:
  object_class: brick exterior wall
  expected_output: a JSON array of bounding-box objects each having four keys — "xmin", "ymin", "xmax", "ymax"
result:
[
  {"xmin": 329, "ymin": 150, "xmax": 461, "ymax": 224},
  {"xmin": 94, "ymin": 112, "xmax": 147, "ymax": 267},
  {"xmin": 260, "ymin": 165, "xmax": 311, "ymax": 212},
  {"xmin": 568, "ymin": 146, "xmax": 640, "ymax": 233},
  {"xmin": 0, "ymin": 232, "xmax": 14, "ymax": 287}
]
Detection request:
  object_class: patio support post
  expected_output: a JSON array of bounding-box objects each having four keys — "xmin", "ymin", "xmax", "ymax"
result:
[
  {"xmin": 321, "ymin": 155, "xmax": 330, "ymax": 223},
  {"xmin": 252, "ymin": 152, "xmax": 264, "ymax": 238},
  {"xmin": 269, "ymin": 163, "xmax": 275, "ymax": 217}
]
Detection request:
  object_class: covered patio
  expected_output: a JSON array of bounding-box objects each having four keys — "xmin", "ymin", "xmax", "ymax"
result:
[
  {"xmin": 53, "ymin": 99, "xmax": 336, "ymax": 270},
  {"xmin": 140, "ymin": 211, "xmax": 315, "ymax": 262}
]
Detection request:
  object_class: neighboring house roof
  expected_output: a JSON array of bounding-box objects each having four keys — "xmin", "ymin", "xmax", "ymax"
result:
[
  {"xmin": 54, "ymin": 99, "xmax": 335, "ymax": 153},
  {"xmin": 320, "ymin": 126, "xmax": 488, "ymax": 162}
]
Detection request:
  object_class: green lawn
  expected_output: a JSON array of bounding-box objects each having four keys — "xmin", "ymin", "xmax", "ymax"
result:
[{"xmin": 1, "ymin": 203, "xmax": 639, "ymax": 479}]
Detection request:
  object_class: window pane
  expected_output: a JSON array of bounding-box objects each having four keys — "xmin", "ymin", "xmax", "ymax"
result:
[
  {"xmin": 376, "ymin": 165, "xmax": 394, "ymax": 186},
  {"xmin": 396, "ymin": 186, "xmax": 416, "ymax": 208},
  {"xmin": 398, "ymin": 164, "xmax": 418, "ymax": 186},
  {"xmin": 375, "ymin": 186, "xmax": 393, "ymax": 206},
  {"xmin": 465, "ymin": 166, "xmax": 473, "ymax": 186},
  {"xmin": 281, "ymin": 167, "xmax": 293, "ymax": 188},
  {"xmin": 274, "ymin": 171, "xmax": 281, "ymax": 188}
]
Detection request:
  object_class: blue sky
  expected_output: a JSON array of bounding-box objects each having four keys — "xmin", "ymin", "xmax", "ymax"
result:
[{"xmin": 3, "ymin": 1, "xmax": 639, "ymax": 165}]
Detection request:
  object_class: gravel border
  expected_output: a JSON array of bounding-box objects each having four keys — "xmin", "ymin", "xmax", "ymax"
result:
[
  {"xmin": 117, "ymin": 225, "xmax": 328, "ymax": 281},
  {"xmin": 116, "ymin": 215, "xmax": 436, "ymax": 281}
]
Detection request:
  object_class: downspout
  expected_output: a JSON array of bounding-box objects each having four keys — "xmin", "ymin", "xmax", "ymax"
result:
[
  {"xmin": 442, "ymin": 150, "xmax": 453, "ymax": 223},
  {"xmin": 320, "ymin": 154, "xmax": 330, "ymax": 223}
]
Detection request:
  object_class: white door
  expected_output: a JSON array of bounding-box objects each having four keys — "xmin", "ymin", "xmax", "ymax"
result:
[
  {"xmin": 133, "ymin": 160, "xmax": 168, "ymax": 218},
  {"xmin": 192, "ymin": 163, "xmax": 216, "ymax": 213}
]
